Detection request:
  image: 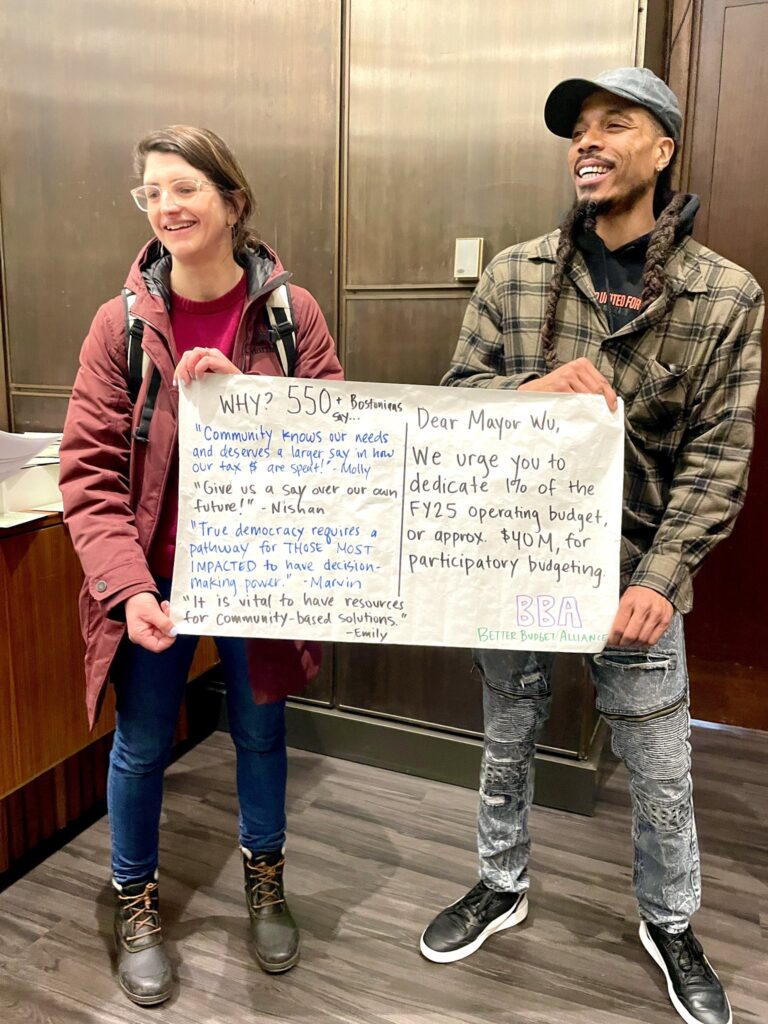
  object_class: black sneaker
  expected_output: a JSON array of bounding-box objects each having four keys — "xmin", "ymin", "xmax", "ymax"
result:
[
  {"xmin": 639, "ymin": 921, "xmax": 732, "ymax": 1024},
  {"xmin": 420, "ymin": 880, "xmax": 528, "ymax": 963}
]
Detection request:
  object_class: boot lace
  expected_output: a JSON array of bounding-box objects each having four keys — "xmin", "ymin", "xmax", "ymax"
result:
[
  {"xmin": 119, "ymin": 881, "xmax": 162, "ymax": 946},
  {"xmin": 246, "ymin": 857, "xmax": 285, "ymax": 910},
  {"xmin": 665, "ymin": 929, "xmax": 713, "ymax": 984}
]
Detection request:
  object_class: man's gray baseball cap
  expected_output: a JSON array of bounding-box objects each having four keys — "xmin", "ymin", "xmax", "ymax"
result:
[{"xmin": 544, "ymin": 67, "xmax": 682, "ymax": 143}]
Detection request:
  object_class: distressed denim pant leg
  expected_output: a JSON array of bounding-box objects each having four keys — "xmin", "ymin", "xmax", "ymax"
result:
[
  {"xmin": 474, "ymin": 649, "xmax": 554, "ymax": 894},
  {"xmin": 590, "ymin": 614, "xmax": 701, "ymax": 933}
]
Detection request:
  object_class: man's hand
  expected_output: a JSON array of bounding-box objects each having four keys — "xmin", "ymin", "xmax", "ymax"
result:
[
  {"xmin": 125, "ymin": 592, "xmax": 177, "ymax": 653},
  {"xmin": 519, "ymin": 357, "xmax": 618, "ymax": 411},
  {"xmin": 608, "ymin": 586, "xmax": 674, "ymax": 648}
]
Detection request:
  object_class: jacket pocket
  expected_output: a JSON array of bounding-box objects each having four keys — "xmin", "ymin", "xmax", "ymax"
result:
[{"xmin": 627, "ymin": 358, "xmax": 689, "ymax": 433}]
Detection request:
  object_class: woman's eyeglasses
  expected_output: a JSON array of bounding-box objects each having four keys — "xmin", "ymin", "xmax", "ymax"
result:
[{"xmin": 130, "ymin": 178, "xmax": 218, "ymax": 212}]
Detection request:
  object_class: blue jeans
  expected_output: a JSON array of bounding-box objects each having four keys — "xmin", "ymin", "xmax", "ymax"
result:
[
  {"xmin": 474, "ymin": 613, "xmax": 700, "ymax": 933},
  {"xmin": 108, "ymin": 581, "xmax": 287, "ymax": 884}
]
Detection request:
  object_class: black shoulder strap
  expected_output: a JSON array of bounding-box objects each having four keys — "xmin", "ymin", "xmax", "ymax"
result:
[
  {"xmin": 122, "ymin": 288, "xmax": 146, "ymax": 404},
  {"xmin": 122, "ymin": 287, "xmax": 159, "ymax": 443},
  {"xmin": 135, "ymin": 368, "xmax": 162, "ymax": 443},
  {"xmin": 121, "ymin": 282, "xmax": 296, "ymax": 445}
]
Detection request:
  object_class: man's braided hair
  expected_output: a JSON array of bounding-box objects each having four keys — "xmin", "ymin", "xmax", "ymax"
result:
[{"xmin": 539, "ymin": 161, "xmax": 688, "ymax": 371}]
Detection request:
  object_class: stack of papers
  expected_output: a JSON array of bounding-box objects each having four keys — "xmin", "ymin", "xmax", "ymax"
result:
[
  {"xmin": 0, "ymin": 431, "xmax": 64, "ymax": 527},
  {"xmin": 22, "ymin": 431, "xmax": 62, "ymax": 465},
  {"xmin": 0, "ymin": 430, "xmax": 55, "ymax": 483}
]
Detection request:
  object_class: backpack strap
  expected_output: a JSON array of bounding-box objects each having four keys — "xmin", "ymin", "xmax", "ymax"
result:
[
  {"xmin": 122, "ymin": 289, "xmax": 148, "ymax": 403},
  {"xmin": 121, "ymin": 287, "xmax": 158, "ymax": 443},
  {"xmin": 265, "ymin": 284, "xmax": 297, "ymax": 377},
  {"xmin": 120, "ymin": 281, "xmax": 298, "ymax": 445},
  {"xmin": 135, "ymin": 369, "xmax": 162, "ymax": 443}
]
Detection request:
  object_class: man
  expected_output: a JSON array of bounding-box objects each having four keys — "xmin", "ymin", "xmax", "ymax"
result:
[{"xmin": 420, "ymin": 68, "xmax": 762, "ymax": 1024}]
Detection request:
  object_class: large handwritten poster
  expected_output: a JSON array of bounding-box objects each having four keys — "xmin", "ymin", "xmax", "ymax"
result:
[{"xmin": 171, "ymin": 377, "xmax": 624, "ymax": 652}]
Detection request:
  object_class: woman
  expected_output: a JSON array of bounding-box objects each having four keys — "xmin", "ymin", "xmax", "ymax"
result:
[{"xmin": 59, "ymin": 125, "xmax": 343, "ymax": 1006}]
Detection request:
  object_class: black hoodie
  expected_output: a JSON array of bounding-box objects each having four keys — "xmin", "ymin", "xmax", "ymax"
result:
[{"xmin": 576, "ymin": 194, "xmax": 700, "ymax": 334}]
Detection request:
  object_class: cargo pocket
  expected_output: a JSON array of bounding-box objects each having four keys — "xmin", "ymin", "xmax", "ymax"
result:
[
  {"xmin": 592, "ymin": 647, "xmax": 686, "ymax": 718},
  {"xmin": 473, "ymin": 648, "xmax": 553, "ymax": 696}
]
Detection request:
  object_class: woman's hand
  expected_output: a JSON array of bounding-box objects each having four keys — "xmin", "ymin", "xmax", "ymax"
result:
[
  {"xmin": 174, "ymin": 347, "xmax": 239, "ymax": 387},
  {"xmin": 125, "ymin": 592, "xmax": 177, "ymax": 652}
]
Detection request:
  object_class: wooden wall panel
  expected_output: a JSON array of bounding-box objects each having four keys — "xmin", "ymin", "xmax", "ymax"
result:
[
  {"xmin": 188, "ymin": 637, "xmax": 219, "ymax": 682},
  {"xmin": 679, "ymin": 0, "xmax": 768, "ymax": 728},
  {"xmin": 344, "ymin": 296, "xmax": 469, "ymax": 386},
  {"xmin": 0, "ymin": 0, "xmax": 340, "ymax": 421},
  {"xmin": 336, "ymin": 645, "xmax": 597, "ymax": 757},
  {"xmin": 8, "ymin": 394, "xmax": 71, "ymax": 434},
  {"xmin": 345, "ymin": 0, "xmax": 641, "ymax": 287},
  {"xmin": 643, "ymin": 0, "xmax": 671, "ymax": 76},
  {"xmin": 336, "ymin": 643, "xmax": 480, "ymax": 733}
]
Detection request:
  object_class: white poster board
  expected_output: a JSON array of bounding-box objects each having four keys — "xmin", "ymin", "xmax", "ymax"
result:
[{"xmin": 171, "ymin": 377, "xmax": 624, "ymax": 652}]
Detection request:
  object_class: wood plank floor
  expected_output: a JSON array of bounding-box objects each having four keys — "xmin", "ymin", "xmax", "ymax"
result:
[{"xmin": 0, "ymin": 723, "xmax": 766, "ymax": 1023}]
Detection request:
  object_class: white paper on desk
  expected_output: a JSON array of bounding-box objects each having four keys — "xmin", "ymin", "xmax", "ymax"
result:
[
  {"xmin": 0, "ymin": 431, "xmax": 55, "ymax": 483},
  {"xmin": 22, "ymin": 432, "xmax": 62, "ymax": 463},
  {"xmin": 28, "ymin": 500, "xmax": 64, "ymax": 513},
  {"xmin": 0, "ymin": 510, "xmax": 48, "ymax": 529},
  {"xmin": 171, "ymin": 376, "xmax": 625, "ymax": 653}
]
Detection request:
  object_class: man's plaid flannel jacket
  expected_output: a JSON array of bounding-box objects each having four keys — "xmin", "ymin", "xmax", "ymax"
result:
[{"xmin": 442, "ymin": 227, "xmax": 763, "ymax": 613}]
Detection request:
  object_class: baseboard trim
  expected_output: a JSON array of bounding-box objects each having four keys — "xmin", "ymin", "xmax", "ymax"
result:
[
  {"xmin": 283, "ymin": 703, "xmax": 608, "ymax": 816},
  {"xmin": 205, "ymin": 677, "xmax": 607, "ymax": 815},
  {"xmin": 286, "ymin": 704, "xmax": 610, "ymax": 815}
]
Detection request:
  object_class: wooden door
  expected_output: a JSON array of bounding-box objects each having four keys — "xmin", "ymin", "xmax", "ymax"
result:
[{"xmin": 679, "ymin": 0, "xmax": 768, "ymax": 727}]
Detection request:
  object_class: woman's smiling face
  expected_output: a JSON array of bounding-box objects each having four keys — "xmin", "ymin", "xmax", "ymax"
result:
[{"xmin": 142, "ymin": 151, "xmax": 235, "ymax": 266}]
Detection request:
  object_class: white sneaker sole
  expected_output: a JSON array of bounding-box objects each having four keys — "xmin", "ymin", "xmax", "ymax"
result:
[
  {"xmin": 419, "ymin": 894, "xmax": 529, "ymax": 964},
  {"xmin": 638, "ymin": 921, "xmax": 732, "ymax": 1024}
]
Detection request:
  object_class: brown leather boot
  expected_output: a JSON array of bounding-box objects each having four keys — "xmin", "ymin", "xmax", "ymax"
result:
[
  {"xmin": 242, "ymin": 848, "xmax": 300, "ymax": 973},
  {"xmin": 113, "ymin": 878, "xmax": 173, "ymax": 1005}
]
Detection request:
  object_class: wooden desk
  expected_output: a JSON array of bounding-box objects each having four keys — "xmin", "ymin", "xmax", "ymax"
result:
[{"xmin": 0, "ymin": 514, "xmax": 114, "ymax": 800}]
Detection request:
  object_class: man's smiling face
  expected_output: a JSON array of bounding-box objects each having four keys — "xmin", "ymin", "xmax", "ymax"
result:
[{"xmin": 567, "ymin": 90, "xmax": 674, "ymax": 214}]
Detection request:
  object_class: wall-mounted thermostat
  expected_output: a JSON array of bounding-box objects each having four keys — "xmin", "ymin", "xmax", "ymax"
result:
[{"xmin": 453, "ymin": 237, "xmax": 484, "ymax": 281}]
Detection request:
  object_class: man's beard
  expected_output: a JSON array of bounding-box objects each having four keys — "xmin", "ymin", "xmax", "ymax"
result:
[{"xmin": 578, "ymin": 177, "xmax": 655, "ymax": 219}]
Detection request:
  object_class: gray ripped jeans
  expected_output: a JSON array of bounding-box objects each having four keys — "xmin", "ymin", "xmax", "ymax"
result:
[{"xmin": 474, "ymin": 613, "xmax": 699, "ymax": 933}]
